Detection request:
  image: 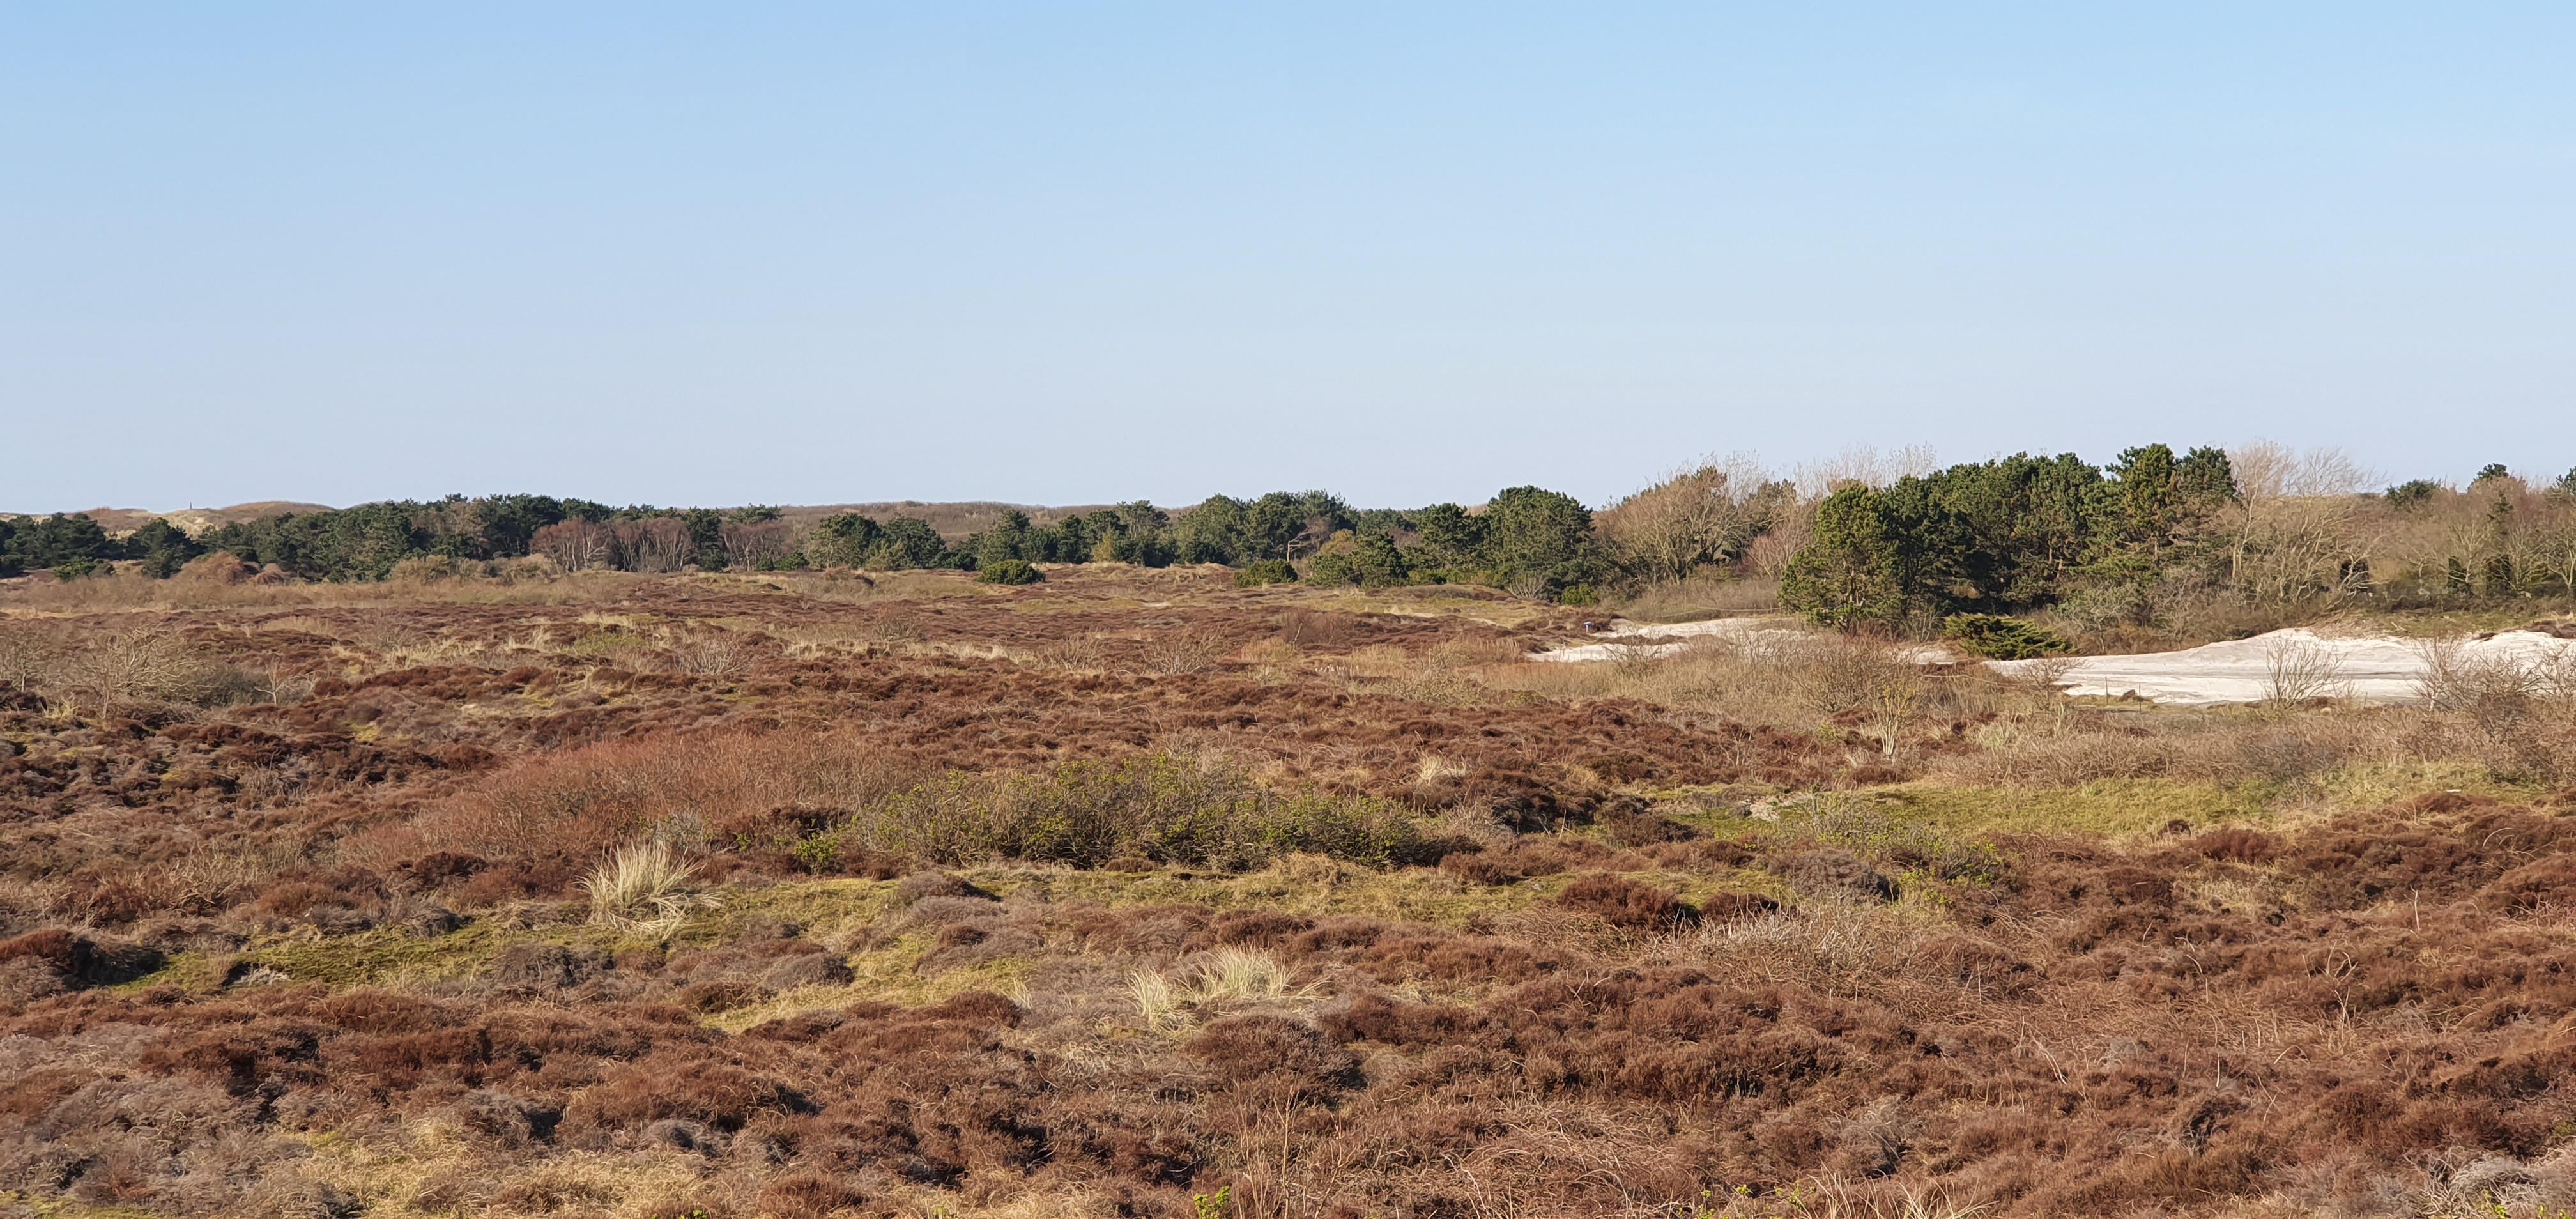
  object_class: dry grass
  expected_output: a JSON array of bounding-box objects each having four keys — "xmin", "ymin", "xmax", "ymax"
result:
[
  {"xmin": 1476, "ymin": 629, "xmax": 1952, "ymax": 728},
  {"xmin": 3, "ymin": 565, "xmax": 652, "ymax": 611},
  {"xmin": 1612, "ymin": 574, "xmax": 1783, "ymax": 622},
  {"xmin": 578, "ymin": 840, "xmax": 721, "ymax": 935}
]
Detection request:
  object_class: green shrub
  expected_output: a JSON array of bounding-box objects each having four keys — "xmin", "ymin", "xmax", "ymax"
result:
[
  {"xmin": 1940, "ymin": 613, "xmax": 2072, "ymax": 659},
  {"xmin": 1308, "ymin": 531, "xmax": 1410, "ymax": 588},
  {"xmin": 976, "ymin": 558, "xmax": 1043, "ymax": 585},
  {"xmin": 1235, "ymin": 559, "xmax": 1298, "ymax": 587},
  {"xmin": 52, "ymin": 557, "xmax": 107, "ymax": 581},
  {"xmin": 855, "ymin": 753, "xmax": 1427, "ymax": 871},
  {"xmin": 1556, "ymin": 583, "xmax": 1598, "ymax": 606}
]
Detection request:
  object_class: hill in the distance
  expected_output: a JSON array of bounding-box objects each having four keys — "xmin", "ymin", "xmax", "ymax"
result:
[
  {"xmin": 3, "ymin": 500, "xmax": 1113, "ymax": 540},
  {"xmin": 0, "ymin": 502, "xmax": 337, "ymax": 537}
]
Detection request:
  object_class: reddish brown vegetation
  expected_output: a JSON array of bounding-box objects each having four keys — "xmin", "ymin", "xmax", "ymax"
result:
[{"xmin": 9, "ymin": 578, "xmax": 2576, "ymax": 1215}]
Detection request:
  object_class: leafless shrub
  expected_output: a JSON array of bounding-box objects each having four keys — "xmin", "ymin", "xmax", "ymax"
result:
[
  {"xmin": 1278, "ymin": 608, "xmax": 1357, "ymax": 649},
  {"xmin": 65, "ymin": 629, "xmax": 254, "ymax": 716},
  {"xmin": 2414, "ymin": 636, "xmax": 2572, "ymax": 712},
  {"xmin": 2261, "ymin": 635, "xmax": 2349, "ymax": 706},
  {"xmin": 664, "ymin": 632, "xmax": 753, "ymax": 677},
  {"xmin": 1801, "ymin": 638, "xmax": 1924, "ymax": 758},
  {"xmin": 2013, "ymin": 652, "xmax": 2077, "ymax": 693},
  {"xmin": 1031, "ymin": 634, "xmax": 1107, "ymax": 671},
  {"xmin": 0, "ymin": 624, "xmax": 67, "ymax": 687},
  {"xmin": 1607, "ymin": 640, "xmax": 1667, "ymax": 677},
  {"xmin": 1148, "ymin": 627, "xmax": 1228, "ymax": 675}
]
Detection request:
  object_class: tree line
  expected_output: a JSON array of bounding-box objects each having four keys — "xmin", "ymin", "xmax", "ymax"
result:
[
  {"xmin": 0, "ymin": 486, "xmax": 1612, "ymax": 597},
  {"xmin": 11, "ymin": 451, "xmax": 2573, "ymax": 624},
  {"xmin": 0, "ymin": 514, "xmax": 206, "ymax": 580}
]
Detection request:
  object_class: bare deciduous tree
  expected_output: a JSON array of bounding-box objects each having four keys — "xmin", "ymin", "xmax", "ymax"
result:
[
  {"xmin": 533, "ymin": 519, "xmax": 615, "ymax": 572},
  {"xmin": 1597, "ymin": 454, "xmax": 1793, "ymax": 585},
  {"xmin": 2223, "ymin": 441, "xmax": 2379, "ymax": 605},
  {"xmin": 613, "ymin": 519, "xmax": 694, "ymax": 574},
  {"xmin": 719, "ymin": 520, "xmax": 799, "ymax": 571}
]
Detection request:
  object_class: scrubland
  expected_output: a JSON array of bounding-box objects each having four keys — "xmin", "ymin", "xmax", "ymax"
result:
[{"xmin": 5, "ymin": 564, "xmax": 2576, "ymax": 1219}]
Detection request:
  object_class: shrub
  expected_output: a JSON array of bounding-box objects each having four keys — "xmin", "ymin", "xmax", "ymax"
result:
[
  {"xmin": 1310, "ymin": 532, "xmax": 1410, "ymax": 588},
  {"xmin": 855, "ymin": 753, "xmax": 1428, "ymax": 870},
  {"xmin": 1235, "ymin": 559, "xmax": 1298, "ymax": 587},
  {"xmin": 1940, "ymin": 613, "xmax": 2072, "ymax": 659},
  {"xmin": 1553, "ymin": 873, "xmax": 1700, "ymax": 931},
  {"xmin": 975, "ymin": 558, "xmax": 1043, "ymax": 585},
  {"xmin": 1556, "ymin": 583, "xmax": 1598, "ymax": 606}
]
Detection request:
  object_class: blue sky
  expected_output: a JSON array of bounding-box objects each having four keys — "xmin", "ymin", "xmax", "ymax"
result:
[{"xmin": 4, "ymin": 4, "xmax": 2571, "ymax": 512}]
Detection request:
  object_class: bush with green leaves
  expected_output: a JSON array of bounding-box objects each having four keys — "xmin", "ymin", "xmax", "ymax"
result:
[
  {"xmin": 806, "ymin": 512, "xmax": 885, "ymax": 568},
  {"xmin": 1310, "ymin": 531, "xmax": 1411, "ymax": 588},
  {"xmin": 1940, "ymin": 613, "xmax": 2073, "ymax": 659},
  {"xmin": 975, "ymin": 558, "xmax": 1043, "ymax": 585},
  {"xmin": 128, "ymin": 519, "xmax": 204, "ymax": 578},
  {"xmin": 1557, "ymin": 583, "xmax": 1598, "ymax": 606},
  {"xmin": 854, "ymin": 753, "xmax": 1429, "ymax": 871},
  {"xmin": 1234, "ymin": 559, "xmax": 1298, "ymax": 587},
  {"xmin": 1779, "ymin": 444, "xmax": 2237, "ymax": 630}
]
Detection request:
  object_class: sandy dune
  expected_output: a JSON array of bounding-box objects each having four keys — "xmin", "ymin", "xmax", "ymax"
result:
[{"xmin": 1988, "ymin": 625, "xmax": 2576, "ymax": 706}]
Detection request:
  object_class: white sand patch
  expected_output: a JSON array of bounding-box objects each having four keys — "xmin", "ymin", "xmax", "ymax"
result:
[
  {"xmin": 1529, "ymin": 640, "xmax": 1696, "ymax": 663},
  {"xmin": 1989, "ymin": 627, "xmax": 2576, "ymax": 706},
  {"xmin": 1579, "ymin": 617, "xmax": 1801, "ymax": 640},
  {"xmin": 1531, "ymin": 617, "xmax": 1798, "ymax": 663},
  {"xmin": 1531, "ymin": 616, "xmax": 2576, "ymax": 705}
]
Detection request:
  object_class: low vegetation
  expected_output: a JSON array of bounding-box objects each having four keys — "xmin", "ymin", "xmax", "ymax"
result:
[{"xmin": 5, "ymin": 459, "xmax": 2576, "ymax": 1218}]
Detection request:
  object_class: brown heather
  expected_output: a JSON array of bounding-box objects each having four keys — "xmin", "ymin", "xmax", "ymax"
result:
[{"xmin": 4, "ymin": 564, "xmax": 2576, "ymax": 1217}]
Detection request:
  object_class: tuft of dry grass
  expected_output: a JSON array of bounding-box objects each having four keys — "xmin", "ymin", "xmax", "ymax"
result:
[{"xmin": 578, "ymin": 840, "xmax": 721, "ymax": 935}]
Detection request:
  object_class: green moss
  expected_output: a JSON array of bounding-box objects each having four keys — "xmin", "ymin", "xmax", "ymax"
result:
[
  {"xmin": 1876, "ymin": 779, "xmax": 2272, "ymax": 838},
  {"xmin": 972, "ymin": 861, "xmax": 1541, "ymax": 927},
  {"xmin": 233, "ymin": 916, "xmax": 633, "ymax": 990},
  {"xmin": 0, "ymin": 1191, "xmax": 160, "ymax": 1218},
  {"xmin": 673, "ymin": 878, "xmax": 901, "ymax": 948},
  {"xmin": 2313, "ymin": 762, "xmax": 2554, "ymax": 809},
  {"xmin": 562, "ymin": 629, "xmax": 652, "ymax": 658},
  {"xmin": 112, "ymin": 950, "xmax": 231, "ymax": 995}
]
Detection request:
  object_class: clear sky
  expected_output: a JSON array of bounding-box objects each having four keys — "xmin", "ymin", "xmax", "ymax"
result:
[{"xmin": 4, "ymin": 4, "xmax": 2571, "ymax": 513}]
